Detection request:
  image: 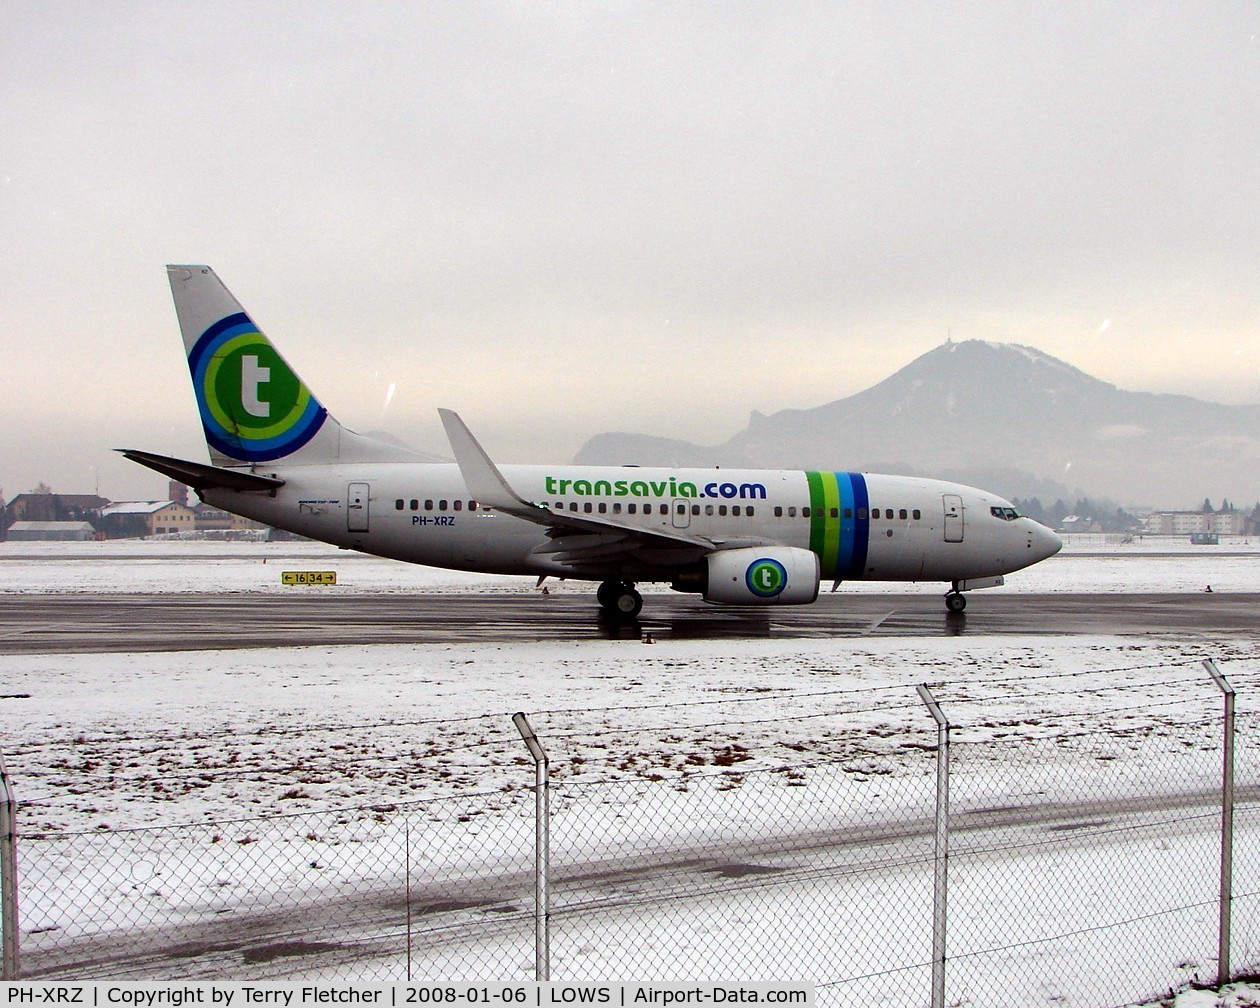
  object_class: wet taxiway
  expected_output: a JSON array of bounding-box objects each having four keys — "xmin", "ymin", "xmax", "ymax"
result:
[{"xmin": 1, "ymin": 591, "xmax": 1257, "ymax": 654}]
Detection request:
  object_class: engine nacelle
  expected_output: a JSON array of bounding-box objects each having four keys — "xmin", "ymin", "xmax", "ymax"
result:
[{"xmin": 703, "ymin": 546, "xmax": 820, "ymax": 606}]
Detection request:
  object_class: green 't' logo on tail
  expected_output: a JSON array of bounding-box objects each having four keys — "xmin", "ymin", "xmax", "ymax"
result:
[{"xmin": 188, "ymin": 312, "xmax": 327, "ymax": 462}]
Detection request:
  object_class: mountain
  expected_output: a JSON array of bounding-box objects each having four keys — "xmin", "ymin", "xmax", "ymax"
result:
[{"xmin": 574, "ymin": 340, "xmax": 1260, "ymax": 507}]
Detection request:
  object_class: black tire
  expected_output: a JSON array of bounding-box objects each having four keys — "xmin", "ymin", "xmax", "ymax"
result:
[
  {"xmin": 596, "ymin": 580, "xmax": 623, "ymax": 608},
  {"xmin": 945, "ymin": 592, "xmax": 967, "ymax": 613}
]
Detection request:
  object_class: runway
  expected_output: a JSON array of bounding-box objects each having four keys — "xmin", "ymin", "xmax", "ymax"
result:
[{"xmin": 1, "ymin": 590, "xmax": 1257, "ymax": 654}]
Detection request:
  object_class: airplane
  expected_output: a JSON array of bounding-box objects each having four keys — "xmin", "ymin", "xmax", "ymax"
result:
[{"xmin": 122, "ymin": 265, "xmax": 1063, "ymax": 619}]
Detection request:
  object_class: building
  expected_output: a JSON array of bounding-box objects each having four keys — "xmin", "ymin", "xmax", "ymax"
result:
[
  {"xmin": 5, "ymin": 520, "xmax": 97, "ymax": 542},
  {"xmin": 192, "ymin": 502, "xmax": 265, "ymax": 532},
  {"xmin": 1143, "ymin": 511, "xmax": 1245, "ymax": 536},
  {"xmin": 1059, "ymin": 514, "xmax": 1103, "ymax": 534},
  {"xmin": 97, "ymin": 501, "xmax": 198, "ymax": 538},
  {"xmin": 6, "ymin": 493, "xmax": 108, "ymax": 523}
]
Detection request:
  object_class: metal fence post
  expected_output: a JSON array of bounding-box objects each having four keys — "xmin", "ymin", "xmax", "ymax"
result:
[
  {"xmin": 0, "ymin": 752, "xmax": 18, "ymax": 980},
  {"xmin": 917, "ymin": 685, "xmax": 949, "ymax": 1008},
  {"xmin": 513, "ymin": 713, "xmax": 550, "ymax": 981},
  {"xmin": 1204, "ymin": 659, "xmax": 1235, "ymax": 986}
]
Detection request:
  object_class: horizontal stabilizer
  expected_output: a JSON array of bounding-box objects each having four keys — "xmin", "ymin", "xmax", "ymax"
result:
[{"xmin": 117, "ymin": 449, "xmax": 285, "ymax": 493}]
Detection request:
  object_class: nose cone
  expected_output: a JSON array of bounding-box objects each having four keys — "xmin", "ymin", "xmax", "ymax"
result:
[{"xmin": 1032, "ymin": 522, "xmax": 1063, "ymax": 562}]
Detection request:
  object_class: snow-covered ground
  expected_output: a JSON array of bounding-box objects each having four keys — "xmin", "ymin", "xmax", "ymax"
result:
[{"xmin": 2, "ymin": 537, "xmax": 1259, "ymax": 1004}]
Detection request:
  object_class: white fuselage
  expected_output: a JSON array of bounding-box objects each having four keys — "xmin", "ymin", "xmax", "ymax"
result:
[{"xmin": 204, "ymin": 461, "xmax": 1061, "ymax": 587}]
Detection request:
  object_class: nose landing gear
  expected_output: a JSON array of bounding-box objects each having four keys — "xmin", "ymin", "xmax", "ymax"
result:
[{"xmin": 945, "ymin": 591, "xmax": 967, "ymax": 613}]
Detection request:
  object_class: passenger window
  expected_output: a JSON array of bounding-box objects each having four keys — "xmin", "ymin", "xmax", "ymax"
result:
[
  {"xmin": 410, "ymin": 500, "xmax": 419, "ymax": 511},
  {"xmin": 858, "ymin": 507, "xmax": 868, "ymax": 520},
  {"xmin": 718, "ymin": 505, "xmax": 727, "ymax": 516},
  {"xmin": 454, "ymin": 500, "xmax": 462, "ymax": 511},
  {"xmin": 628, "ymin": 503, "xmax": 637, "ymax": 515},
  {"xmin": 570, "ymin": 502, "xmax": 578, "ymax": 512},
  {"xmin": 774, "ymin": 506, "xmax": 783, "ymax": 517},
  {"xmin": 584, "ymin": 502, "xmax": 593, "ymax": 513},
  {"xmin": 644, "ymin": 504, "xmax": 653, "ymax": 515},
  {"xmin": 831, "ymin": 508, "xmax": 839, "ymax": 519},
  {"xmin": 913, "ymin": 509, "xmax": 921, "ymax": 520},
  {"xmin": 439, "ymin": 500, "xmax": 448, "ymax": 511},
  {"xmin": 705, "ymin": 505, "xmax": 714, "ymax": 516},
  {"xmin": 469, "ymin": 501, "xmax": 478, "ymax": 511},
  {"xmin": 899, "ymin": 509, "xmax": 907, "ymax": 520},
  {"xmin": 598, "ymin": 503, "xmax": 607, "ymax": 514},
  {"xmin": 788, "ymin": 507, "xmax": 797, "ymax": 517},
  {"xmin": 613, "ymin": 503, "xmax": 622, "ymax": 514},
  {"xmin": 395, "ymin": 499, "xmax": 404, "ymax": 511},
  {"xmin": 870, "ymin": 508, "xmax": 879, "ymax": 520},
  {"xmin": 692, "ymin": 505, "xmax": 700, "ymax": 515},
  {"xmin": 425, "ymin": 500, "xmax": 434, "ymax": 511},
  {"xmin": 734, "ymin": 505, "xmax": 743, "ymax": 517}
]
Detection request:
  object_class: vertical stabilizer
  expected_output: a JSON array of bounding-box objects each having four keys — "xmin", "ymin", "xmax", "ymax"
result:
[{"xmin": 168, "ymin": 265, "xmax": 409, "ymax": 467}]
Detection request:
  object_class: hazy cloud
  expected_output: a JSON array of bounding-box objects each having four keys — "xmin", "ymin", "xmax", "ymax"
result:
[{"xmin": 2, "ymin": 2, "xmax": 1257, "ymax": 499}]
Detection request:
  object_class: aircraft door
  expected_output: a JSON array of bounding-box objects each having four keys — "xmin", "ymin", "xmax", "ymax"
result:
[
  {"xmin": 347, "ymin": 482, "xmax": 370, "ymax": 532},
  {"xmin": 942, "ymin": 494, "xmax": 964, "ymax": 543},
  {"xmin": 671, "ymin": 499, "xmax": 691, "ymax": 529}
]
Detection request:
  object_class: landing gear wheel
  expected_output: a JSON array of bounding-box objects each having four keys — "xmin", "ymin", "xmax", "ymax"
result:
[
  {"xmin": 945, "ymin": 592, "xmax": 967, "ymax": 613},
  {"xmin": 596, "ymin": 580, "xmax": 624, "ymax": 608},
  {"xmin": 597, "ymin": 580, "xmax": 643, "ymax": 620},
  {"xmin": 612, "ymin": 586, "xmax": 643, "ymax": 619}
]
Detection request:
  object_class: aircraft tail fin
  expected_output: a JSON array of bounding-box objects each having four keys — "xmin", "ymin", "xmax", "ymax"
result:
[{"xmin": 167, "ymin": 265, "xmax": 408, "ymax": 467}]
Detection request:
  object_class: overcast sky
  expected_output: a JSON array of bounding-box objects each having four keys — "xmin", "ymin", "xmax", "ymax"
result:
[{"xmin": 4, "ymin": 2, "xmax": 1258, "ymax": 501}]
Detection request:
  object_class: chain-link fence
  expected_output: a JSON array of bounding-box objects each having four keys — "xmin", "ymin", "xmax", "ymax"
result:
[
  {"xmin": 3, "ymin": 657, "xmax": 1257, "ymax": 1007},
  {"xmin": 17, "ymin": 789, "xmax": 537, "ymax": 981}
]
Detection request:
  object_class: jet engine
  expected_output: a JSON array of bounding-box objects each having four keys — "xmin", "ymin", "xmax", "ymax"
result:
[{"xmin": 703, "ymin": 546, "xmax": 820, "ymax": 605}]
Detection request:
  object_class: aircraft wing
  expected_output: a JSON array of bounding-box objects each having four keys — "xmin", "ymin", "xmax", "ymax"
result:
[{"xmin": 438, "ymin": 410, "xmax": 765, "ymax": 567}]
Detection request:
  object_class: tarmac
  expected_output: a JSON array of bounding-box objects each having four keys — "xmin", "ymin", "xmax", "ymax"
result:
[{"xmin": 2, "ymin": 590, "xmax": 1258, "ymax": 654}]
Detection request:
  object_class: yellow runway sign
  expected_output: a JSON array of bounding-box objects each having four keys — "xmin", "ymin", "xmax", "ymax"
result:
[{"xmin": 281, "ymin": 571, "xmax": 337, "ymax": 586}]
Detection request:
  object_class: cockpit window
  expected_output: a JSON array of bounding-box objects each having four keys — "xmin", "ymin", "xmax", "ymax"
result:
[{"xmin": 990, "ymin": 506, "xmax": 1022, "ymax": 521}]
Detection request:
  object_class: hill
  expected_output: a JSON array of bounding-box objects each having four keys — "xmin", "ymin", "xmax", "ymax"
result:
[{"xmin": 574, "ymin": 340, "xmax": 1260, "ymax": 506}]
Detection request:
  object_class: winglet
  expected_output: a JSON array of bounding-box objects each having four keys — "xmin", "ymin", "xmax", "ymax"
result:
[
  {"xmin": 438, "ymin": 408, "xmax": 720, "ymax": 552},
  {"xmin": 438, "ymin": 409, "xmax": 546, "ymax": 516}
]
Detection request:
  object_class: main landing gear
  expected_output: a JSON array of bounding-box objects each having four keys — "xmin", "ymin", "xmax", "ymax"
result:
[
  {"xmin": 945, "ymin": 590, "xmax": 967, "ymax": 613},
  {"xmin": 597, "ymin": 579, "xmax": 643, "ymax": 619}
]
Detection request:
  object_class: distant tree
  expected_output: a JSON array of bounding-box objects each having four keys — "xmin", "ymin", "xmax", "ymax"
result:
[
  {"xmin": 1012, "ymin": 497, "xmax": 1047, "ymax": 523},
  {"xmin": 1114, "ymin": 507, "xmax": 1141, "ymax": 532},
  {"xmin": 1202, "ymin": 498, "xmax": 1215, "ymax": 513},
  {"xmin": 31, "ymin": 481, "xmax": 52, "ymax": 495}
]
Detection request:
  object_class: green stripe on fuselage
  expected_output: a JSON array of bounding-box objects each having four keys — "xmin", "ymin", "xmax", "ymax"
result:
[
  {"xmin": 806, "ymin": 471, "xmax": 840, "ymax": 571},
  {"xmin": 806, "ymin": 471, "xmax": 869, "ymax": 580}
]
